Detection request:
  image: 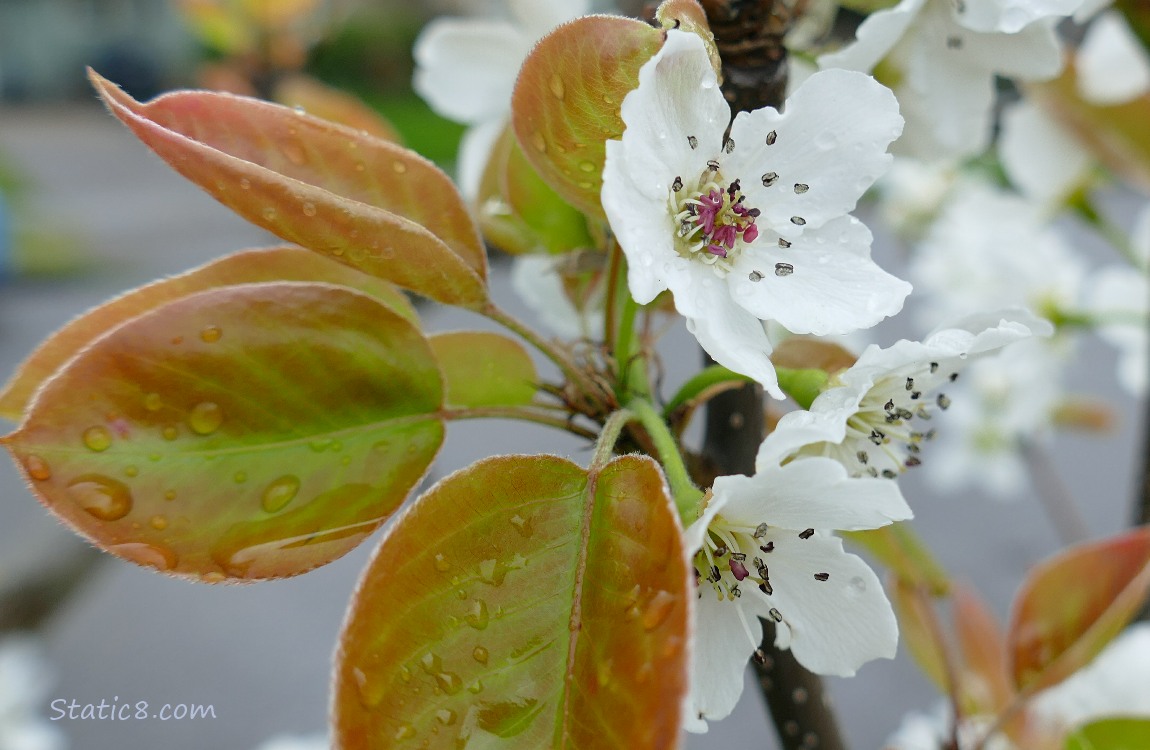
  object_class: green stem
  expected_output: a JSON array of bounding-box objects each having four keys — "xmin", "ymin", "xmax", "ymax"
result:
[
  {"xmin": 442, "ymin": 405, "xmax": 599, "ymax": 440},
  {"xmin": 615, "ymin": 294, "xmax": 649, "ymax": 398},
  {"xmin": 628, "ymin": 397, "xmax": 704, "ymax": 520},
  {"xmin": 664, "ymin": 364, "xmax": 755, "ymax": 417},
  {"xmin": 775, "ymin": 366, "xmax": 830, "ymax": 410},
  {"xmin": 590, "ymin": 408, "xmax": 635, "ymax": 470},
  {"xmin": 481, "ymin": 302, "xmax": 604, "ymax": 406}
]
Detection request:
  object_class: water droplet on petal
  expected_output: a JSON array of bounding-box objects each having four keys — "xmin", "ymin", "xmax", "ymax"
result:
[
  {"xmin": 849, "ymin": 576, "xmax": 867, "ymax": 592},
  {"xmin": 110, "ymin": 542, "xmax": 177, "ymax": 571},
  {"xmin": 465, "ymin": 599, "xmax": 490, "ymax": 630},
  {"xmin": 69, "ymin": 475, "xmax": 133, "ymax": 521},
  {"xmin": 83, "ymin": 426, "xmax": 112, "ymax": 452},
  {"xmin": 261, "ymin": 475, "xmax": 300, "ymax": 513},
  {"xmin": 188, "ymin": 402, "xmax": 223, "ymax": 435},
  {"xmin": 24, "ymin": 455, "xmax": 52, "ymax": 481}
]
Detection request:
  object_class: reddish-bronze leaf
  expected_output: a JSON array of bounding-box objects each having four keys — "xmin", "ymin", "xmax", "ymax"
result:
[
  {"xmin": 891, "ymin": 577, "xmax": 951, "ymax": 695},
  {"xmin": 512, "ymin": 16, "xmax": 663, "ymax": 218},
  {"xmin": 953, "ymin": 584, "xmax": 1014, "ymax": 715},
  {"xmin": 1007, "ymin": 526, "xmax": 1150, "ymax": 694},
  {"xmin": 274, "ymin": 75, "xmax": 403, "ymax": 143},
  {"xmin": 0, "ymin": 246, "xmax": 415, "ymax": 422},
  {"xmin": 334, "ymin": 454, "xmax": 690, "ymax": 749},
  {"xmin": 89, "ymin": 70, "xmax": 487, "ymax": 306},
  {"xmin": 3, "ymin": 282, "xmax": 444, "ymax": 581}
]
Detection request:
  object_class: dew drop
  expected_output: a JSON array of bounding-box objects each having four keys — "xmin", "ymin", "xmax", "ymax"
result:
[
  {"xmin": 641, "ymin": 590, "xmax": 677, "ymax": 631},
  {"xmin": 419, "ymin": 652, "xmax": 443, "ymax": 675},
  {"xmin": 262, "ymin": 207, "xmax": 277, "ymax": 221},
  {"xmin": 354, "ymin": 162, "xmax": 366, "ymax": 172},
  {"xmin": 394, "ymin": 723, "xmax": 417, "ymax": 740},
  {"xmin": 472, "ymin": 646, "xmax": 489, "ymax": 665},
  {"xmin": 465, "ymin": 599, "xmax": 490, "ymax": 630},
  {"xmin": 509, "ymin": 514, "xmax": 532, "ymax": 537},
  {"xmin": 578, "ymin": 161, "xmax": 595, "ymax": 173},
  {"xmin": 260, "ymin": 475, "xmax": 300, "ymax": 514},
  {"xmin": 476, "ymin": 698, "xmax": 541, "ymax": 737},
  {"xmin": 282, "ymin": 143, "xmax": 307, "ymax": 166},
  {"xmin": 144, "ymin": 393, "xmax": 163, "ymax": 411},
  {"xmin": 434, "ymin": 553, "xmax": 451, "ymax": 572},
  {"xmin": 530, "ymin": 131, "xmax": 546, "ymax": 154},
  {"xmin": 109, "ymin": 542, "xmax": 177, "ymax": 571},
  {"xmin": 164, "ymin": 489, "xmax": 177, "ymax": 501},
  {"xmin": 82, "ymin": 426, "xmax": 112, "ymax": 452},
  {"xmin": 466, "ymin": 679, "xmax": 484, "ymax": 695},
  {"xmin": 68, "ymin": 475, "xmax": 133, "ymax": 521},
  {"xmin": 814, "ymin": 130, "xmax": 839, "ymax": 150},
  {"xmin": 849, "ymin": 576, "xmax": 867, "ymax": 592},
  {"xmin": 188, "ymin": 402, "xmax": 224, "ymax": 435},
  {"xmin": 150, "ymin": 514, "xmax": 168, "ymax": 530},
  {"xmin": 436, "ymin": 671, "xmax": 463, "ymax": 695},
  {"xmin": 577, "ymin": 180, "xmax": 593, "ymax": 189},
  {"xmin": 162, "ymin": 425, "xmax": 179, "ymax": 441},
  {"xmin": 233, "ymin": 471, "xmax": 247, "ymax": 484},
  {"xmin": 239, "ymin": 178, "xmax": 251, "ymax": 190},
  {"xmin": 548, "ymin": 73, "xmax": 565, "ymax": 100},
  {"xmin": 24, "ymin": 455, "xmax": 52, "ymax": 481},
  {"xmin": 202, "ymin": 571, "xmax": 226, "ymax": 583},
  {"xmin": 399, "ymin": 664, "xmax": 413, "ymax": 683},
  {"xmin": 392, "ymin": 160, "xmax": 408, "ymax": 174},
  {"xmin": 436, "ymin": 708, "xmax": 457, "ymax": 726},
  {"xmin": 298, "ymin": 201, "xmax": 317, "ymax": 217}
]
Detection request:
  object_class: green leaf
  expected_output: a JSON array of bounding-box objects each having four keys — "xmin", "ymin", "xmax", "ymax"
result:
[
  {"xmin": 89, "ymin": 70, "xmax": 488, "ymax": 307},
  {"xmin": 512, "ymin": 16, "xmax": 663, "ymax": 219},
  {"xmin": 334, "ymin": 454, "xmax": 691, "ymax": 749},
  {"xmin": 0, "ymin": 245, "xmax": 416, "ymax": 422},
  {"xmin": 429, "ymin": 331, "xmax": 538, "ymax": 409},
  {"xmin": 501, "ymin": 128, "xmax": 594, "ymax": 254},
  {"xmin": 1066, "ymin": 718, "xmax": 1150, "ymax": 750},
  {"xmin": 3, "ymin": 282, "xmax": 444, "ymax": 581},
  {"xmin": 1008, "ymin": 526, "xmax": 1150, "ymax": 694}
]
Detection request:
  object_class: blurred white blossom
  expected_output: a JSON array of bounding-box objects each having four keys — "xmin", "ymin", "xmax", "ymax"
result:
[{"xmin": 0, "ymin": 639, "xmax": 65, "ymax": 750}]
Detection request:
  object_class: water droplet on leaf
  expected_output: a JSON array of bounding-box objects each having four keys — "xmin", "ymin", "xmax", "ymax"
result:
[
  {"xmin": 465, "ymin": 599, "xmax": 489, "ymax": 630},
  {"xmin": 109, "ymin": 542, "xmax": 176, "ymax": 571},
  {"xmin": 69, "ymin": 475, "xmax": 133, "ymax": 521},
  {"xmin": 188, "ymin": 402, "xmax": 223, "ymax": 435},
  {"xmin": 82, "ymin": 426, "xmax": 112, "ymax": 452}
]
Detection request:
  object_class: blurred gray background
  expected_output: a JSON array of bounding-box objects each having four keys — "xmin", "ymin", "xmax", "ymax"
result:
[{"xmin": 0, "ymin": 2, "xmax": 1144, "ymax": 749}]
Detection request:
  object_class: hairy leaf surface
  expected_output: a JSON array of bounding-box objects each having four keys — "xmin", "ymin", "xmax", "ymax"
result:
[
  {"xmin": 0, "ymin": 246, "xmax": 414, "ymax": 422},
  {"xmin": 335, "ymin": 454, "xmax": 690, "ymax": 749},
  {"xmin": 4, "ymin": 282, "xmax": 443, "ymax": 581},
  {"xmin": 512, "ymin": 16, "xmax": 662, "ymax": 218},
  {"xmin": 1008, "ymin": 526, "xmax": 1150, "ymax": 693},
  {"xmin": 90, "ymin": 70, "xmax": 487, "ymax": 306}
]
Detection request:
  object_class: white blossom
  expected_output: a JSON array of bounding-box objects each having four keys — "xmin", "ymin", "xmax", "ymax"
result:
[
  {"xmin": 998, "ymin": 100, "xmax": 1093, "ymax": 208},
  {"xmin": 1076, "ymin": 10, "xmax": 1150, "ymax": 105},
  {"xmin": 603, "ymin": 29, "xmax": 910, "ymax": 397},
  {"xmin": 787, "ymin": 310, "xmax": 1051, "ymax": 484},
  {"xmin": 413, "ymin": 0, "xmax": 589, "ymax": 198},
  {"xmin": 509, "ymin": 254, "xmax": 605, "ymax": 339},
  {"xmin": 684, "ymin": 417, "xmax": 911, "ymax": 730},
  {"xmin": 250, "ymin": 733, "xmax": 328, "ymax": 750},
  {"xmin": 820, "ymin": 0, "xmax": 1071, "ymax": 158}
]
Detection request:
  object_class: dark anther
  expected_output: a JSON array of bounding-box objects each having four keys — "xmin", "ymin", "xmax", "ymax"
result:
[
  {"xmin": 672, "ymin": 176, "xmax": 683, "ymax": 192},
  {"xmin": 775, "ymin": 263, "xmax": 794, "ymax": 276},
  {"xmin": 762, "ymin": 172, "xmax": 778, "ymax": 187},
  {"xmin": 778, "ymin": 237, "xmax": 791, "ymax": 248},
  {"xmin": 793, "ymin": 183, "xmax": 809, "ymax": 194},
  {"xmin": 929, "ymin": 362, "xmax": 939, "ymax": 373},
  {"xmin": 905, "ymin": 377, "xmax": 914, "ymax": 391},
  {"xmin": 760, "ymin": 542, "xmax": 775, "ymax": 553},
  {"xmin": 814, "ymin": 572, "xmax": 829, "ymax": 582},
  {"xmin": 882, "ymin": 469, "xmax": 897, "ymax": 479},
  {"xmin": 749, "ymin": 270, "xmax": 764, "ymax": 282},
  {"xmin": 790, "ymin": 216, "xmax": 806, "ymax": 226},
  {"xmin": 799, "ymin": 528, "xmax": 815, "ymax": 540},
  {"xmin": 769, "ymin": 608, "xmax": 783, "ymax": 622},
  {"xmin": 937, "ymin": 393, "xmax": 951, "ymax": 410},
  {"xmin": 766, "ymin": 130, "xmax": 777, "ymax": 145},
  {"xmin": 688, "ymin": 135, "xmax": 698, "ymax": 149},
  {"xmin": 707, "ymin": 160, "xmax": 720, "ymax": 171}
]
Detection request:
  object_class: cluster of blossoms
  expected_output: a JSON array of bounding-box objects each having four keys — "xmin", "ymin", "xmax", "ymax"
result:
[{"xmin": 405, "ymin": 0, "xmax": 1147, "ymax": 738}]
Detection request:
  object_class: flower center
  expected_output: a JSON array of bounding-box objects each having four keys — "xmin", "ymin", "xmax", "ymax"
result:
[
  {"xmin": 842, "ymin": 364, "xmax": 957, "ymax": 478},
  {"xmin": 669, "ymin": 167, "xmax": 761, "ymax": 273}
]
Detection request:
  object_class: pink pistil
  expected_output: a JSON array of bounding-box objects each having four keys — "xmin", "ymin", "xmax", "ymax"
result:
[{"xmin": 686, "ymin": 180, "xmax": 760, "ymax": 259}]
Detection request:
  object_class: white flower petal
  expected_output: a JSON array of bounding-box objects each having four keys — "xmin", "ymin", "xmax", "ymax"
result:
[
  {"xmin": 755, "ymin": 409, "xmax": 852, "ymax": 468},
  {"xmin": 508, "ymin": 0, "xmax": 590, "ymax": 37},
  {"xmin": 457, "ymin": 118, "xmax": 507, "ymax": 201},
  {"xmin": 728, "ymin": 216, "xmax": 911, "ymax": 335},
  {"xmin": 729, "ymin": 69, "xmax": 903, "ymax": 232},
  {"xmin": 1077, "ymin": 11, "xmax": 1150, "ymax": 105},
  {"xmin": 960, "ymin": 17, "xmax": 1064, "ymax": 80},
  {"xmin": 677, "ymin": 279, "xmax": 784, "ymax": 398},
  {"xmin": 602, "ymin": 139, "xmax": 674, "ymax": 304},
  {"xmin": 819, "ymin": 0, "xmax": 926, "ymax": 73},
  {"xmin": 765, "ymin": 535, "xmax": 899, "ymax": 676},
  {"xmin": 1085, "ymin": 265, "xmax": 1148, "ymax": 395},
  {"xmin": 999, "ymin": 100, "xmax": 1092, "ymax": 205},
  {"xmin": 616, "ymin": 30, "xmax": 730, "ymax": 204},
  {"xmin": 688, "ymin": 592, "xmax": 763, "ymax": 726},
  {"xmin": 713, "ymin": 456, "xmax": 912, "ymax": 532},
  {"xmin": 413, "ymin": 19, "xmax": 530, "ymax": 124},
  {"xmin": 958, "ymin": 0, "xmax": 1083, "ymax": 34}
]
